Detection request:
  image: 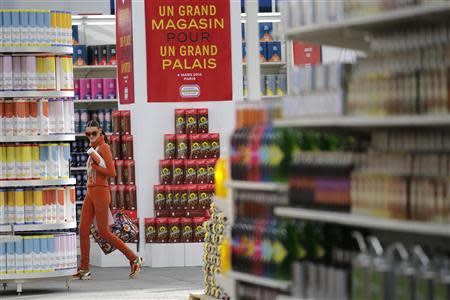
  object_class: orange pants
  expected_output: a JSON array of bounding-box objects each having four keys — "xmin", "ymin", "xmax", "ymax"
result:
[{"xmin": 79, "ymin": 186, "xmax": 137, "ymax": 270}]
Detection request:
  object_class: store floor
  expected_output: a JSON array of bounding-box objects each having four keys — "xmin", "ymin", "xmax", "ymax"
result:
[{"xmin": 1, "ymin": 266, "xmax": 203, "ymax": 300}]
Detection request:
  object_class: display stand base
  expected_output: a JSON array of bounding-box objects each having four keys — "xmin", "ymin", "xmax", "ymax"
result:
[{"xmin": 142, "ymin": 243, "xmax": 204, "ymax": 268}]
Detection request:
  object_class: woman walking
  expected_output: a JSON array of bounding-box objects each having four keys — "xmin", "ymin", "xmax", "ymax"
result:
[{"xmin": 73, "ymin": 120, "xmax": 143, "ymax": 280}]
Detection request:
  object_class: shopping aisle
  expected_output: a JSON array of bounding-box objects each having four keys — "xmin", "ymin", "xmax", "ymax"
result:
[{"xmin": 0, "ymin": 266, "xmax": 203, "ymax": 300}]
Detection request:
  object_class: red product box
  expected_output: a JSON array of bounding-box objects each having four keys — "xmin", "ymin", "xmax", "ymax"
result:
[
  {"xmin": 197, "ymin": 108, "xmax": 209, "ymax": 133},
  {"xmin": 206, "ymin": 159, "xmax": 217, "ymax": 184},
  {"xmin": 159, "ymin": 160, "xmax": 173, "ymax": 185},
  {"xmin": 193, "ymin": 217, "xmax": 206, "ymax": 242},
  {"xmin": 115, "ymin": 160, "xmax": 124, "ymax": 184},
  {"xmin": 175, "ymin": 109, "xmax": 186, "ymax": 134},
  {"xmin": 117, "ymin": 184, "xmax": 127, "ymax": 209},
  {"xmin": 209, "ymin": 133, "xmax": 220, "ymax": 158},
  {"xmin": 172, "ymin": 159, "xmax": 185, "ymax": 185},
  {"xmin": 154, "ymin": 185, "xmax": 166, "ymax": 211},
  {"xmin": 110, "ymin": 134, "xmax": 121, "ymax": 160},
  {"xmin": 164, "ymin": 134, "xmax": 177, "ymax": 160},
  {"xmin": 185, "ymin": 109, "xmax": 198, "ymax": 134},
  {"xmin": 120, "ymin": 110, "xmax": 131, "ymax": 134},
  {"xmin": 187, "ymin": 185, "xmax": 199, "ymax": 210},
  {"xmin": 145, "ymin": 218, "xmax": 156, "ymax": 243},
  {"xmin": 185, "ymin": 160, "xmax": 197, "ymax": 184},
  {"xmin": 165, "ymin": 185, "xmax": 175, "ymax": 210},
  {"xmin": 156, "ymin": 217, "xmax": 168, "ymax": 243},
  {"xmin": 189, "ymin": 134, "xmax": 202, "ymax": 159},
  {"xmin": 125, "ymin": 185, "xmax": 137, "ymax": 210},
  {"xmin": 198, "ymin": 184, "xmax": 211, "ymax": 210},
  {"xmin": 168, "ymin": 217, "xmax": 181, "ymax": 243},
  {"xmin": 112, "ymin": 110, "xmax": 121, "ymax": 134},
  {"xmin": 121, "ymin": 135, "xmax": 134, "ymax": 160},
  {"xmin": 176, "ymin": 134, "xmax": 188, "ymax": 160},
  {"xmin": 180, "ymin": 217, "xmax": 193, "ymax": 243},
  {"xmin": 196, "ymin": 159, "xmax": 208, "ymax": 184},
  {"xmin": 123, "ymin": 160, "xmax": 135, "ymax": 184},
  {"xmin": 200, "ymin": 134, "xmax": 211, "ymax": 158}
]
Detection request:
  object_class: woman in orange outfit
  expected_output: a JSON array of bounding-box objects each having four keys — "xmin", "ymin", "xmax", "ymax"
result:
[{"xmin": 73, "ymin": 120, "xmax": 143, "ymax": 280}]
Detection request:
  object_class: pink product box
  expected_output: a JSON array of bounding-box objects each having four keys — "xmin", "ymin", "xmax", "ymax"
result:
[
  {"xmin": 91, "ymin": 78, "xmax": 103, "ymax": 99},
  {"xmin": 74, "ymin": 79, "xmax": 80, "ymax": 100},
  {"xmin": 79, "ymin": 78, "xmax": 91, "ymax": 100},
  {"xmin": 102, "ymin": 78, "xmax": 116, "ymax": 99}
]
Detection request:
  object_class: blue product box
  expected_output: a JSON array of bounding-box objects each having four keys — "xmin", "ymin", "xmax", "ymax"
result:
[
  {"xmin": 267, "ymin": 41, "xmax": 282, "ymax": 62},
  {"xmin": 259, "ymin": 22, "xmax": 273, "ymax": 42},
  {"xmin": 241, "ymin": 0, "xmax": 245, "ymax": 13},
  {"xmin": 259, "ymin": 0, "xmax": 272, "ymax": 12},
  {"xmin": 20, "ymin": 11, "xmax": 29, "ymax": 46},
  {"xmin": 73, "ymin": 45, "xmax": 87, "ymax": 66},
  {"xmin": 241, "ymin": 23, "xmax": 245, "ymax": 42},
  {"xmin": 72, "ymin": 25, "xmax": 79, "ymax": 45},
  {"xmin": 11, "ymin": 10, "xmax": 20, "ymax": 46},
  {"xmin": 3, "ymin": 10, "xmax": 12, "ymax": 46},
  {"xmin": 29, "ymin": 11, "xmax": 37, "ymax": 45},
  {"xmin": 259, "ymin": 42, "xmax": 268, "ymax": 63},
  {"xmin": 242, "ymin": 42, "xmax": 246, "ymax": 63}
]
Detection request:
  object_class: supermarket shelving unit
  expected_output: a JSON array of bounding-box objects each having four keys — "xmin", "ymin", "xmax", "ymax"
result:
[
  {"xmin": 0, "ymin": 44, "xmax": 77, "ymax": 294},
  {"xmin": 224, "ymin": 3, "xmax": 450, "ymax": 299},
  {"xmin": 274, "ymin": 207, "xmax": 450, "ymax": 237}
]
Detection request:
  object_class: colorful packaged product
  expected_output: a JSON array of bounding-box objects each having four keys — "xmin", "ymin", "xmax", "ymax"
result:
[
  {"xmin": 189, "ymin": 134, "xmax": 202, "ymax": 159},
  {"xmin": 102, "ymin": 78, "xmax": 116, "ymax": 99},
  {"xmin": 197, "ymin": 108, "xmax": 209, "ymax": 133},
  {"xmin": 197, "ymin": 159, "xmax": 208, "ymax": 184},
  {"xmin": 121, "ymin": 135, "xmax": 134, "ymax": 160},
  {"xmin": 267, "ymin": 41, "xmax": 282, "ymax": 62},
  {"xmin": 90, "ymin": 78, "xmax": 103, "ymax": 99},
  {"xmin": 259, "ymin": 23, "xmax": 273, "ymax": 42},
  {"xmin": 154, "ymin": 185, "xmax": 166, "ymax": 211},
  {"xmin": 168, "ymin": 218, "xmax": 181, "ymax": 243},
  {"xmin": 120, "ymin": 110, "xmax": 131, "ymax": 134},
  {"xmin": 187, "ymin": 185, "xmax": 199, "ymax": 210},
  {"xmin": 259, "ymin": 42, "xmax": 268, "ymax": 62},
  {"xmin": 209, "ymin": 134, "xmax": 220, "ymax": 158},
  {"xmin": 73, "ymin": 45, "xmax": 87, "ymax": 66},
  {"xmin": 185, "ymin": 160, "xmax": 197, "ymax": 184},
  {"xmin": 145, "ymin": 218, "xmax": 156, "ymax": 243},
  {"xmin": 172, "ymin": 159, "xmax": 185, "ymax": 185},
  {"xmin": 181, "ymin": 217, "xmax": 193, "ymax": 243},
  {"xmin": 185, "ymin": 109, "xmax": 198, "ymax": 134},
  {"xmin": 156, "ymin": 218, "xmax": 168, "ymax": 243},
  {"xmin": 110, "ymin": 134, "xmax": 121, "ymax": 160},
  {"xmin": 176, "ymin": 134, "xmax": 188, "ymax": 159},
  {"xmin": 175, "ymin": 109, "xmax": 186, "ymax": 134},
  {"xmin": 159, "ymin": 160, "xmax": 172, "ymax": 185},
  {"xmin": 164, "ymin": 134, "xmax": 176, "ymax": 160},
  {"xmin": 123, "ymin": 160, "xmax": 135, "ymax": 184},
  {"xmin": 106, "ymin": 45, "xmax": 116, "ymax": 65},
  {"xmin": 115, "ymin": 160, "xmax": 124, "ymax": 184},
  {"xmin": 79, "ymin": 78, "xmax": 91, "ymax": 100}
]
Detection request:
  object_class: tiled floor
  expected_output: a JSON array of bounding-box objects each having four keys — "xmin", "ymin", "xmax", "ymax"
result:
[{"xmin": 1, "ymin": 266, "xmax": 204, "ymax": 300}]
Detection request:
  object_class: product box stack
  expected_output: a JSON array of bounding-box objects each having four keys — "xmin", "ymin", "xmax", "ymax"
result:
[
  {"xmin": 203, "ymin": 203, "xmax": 230, "ymax": 299},
  {"xmin": 108, "ymin": 110, "xmax": 138, "ymax": 241},
  {"xmin": 73, "ymin": 44, "xmax": 116, "ymax": 66},
  {"xmin": 145, "ymin": 108, "xmax": 220, "ymax": 244}
]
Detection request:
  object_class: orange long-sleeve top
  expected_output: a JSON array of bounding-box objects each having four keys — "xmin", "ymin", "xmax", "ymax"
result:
[{"xmin": 87, "ymin": 135, "xmax": 116, "ymax": 187}]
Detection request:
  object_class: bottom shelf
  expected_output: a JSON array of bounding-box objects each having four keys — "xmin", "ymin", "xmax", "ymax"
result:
[
  {"xmin": 189, "ymin": 293, "xmax": 217, "ymax": 300},
  {"xmin": 229, "ymin": 271, "xmax": 291, "ymax": 291},
  {"xmin": 1, "ymin": 268, "xmax": 76, "ymax": 282}
]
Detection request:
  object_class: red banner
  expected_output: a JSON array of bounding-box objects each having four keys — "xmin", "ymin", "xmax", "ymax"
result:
[
  {"xmin": 145, "ymin": 0, "xmax": 232, "ymax": 102},
  {"xmin": 116, "ymin": 0, "xmax": 135, "ymax": 104},
  {"xmin": 293, "ymin": 42, "xmax": 322, "ymax": 66}
]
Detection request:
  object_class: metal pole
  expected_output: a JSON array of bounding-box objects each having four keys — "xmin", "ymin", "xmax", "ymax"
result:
[{"xmin": 245, "ymin": 0, "xmax": 261, "ymax": 101}]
